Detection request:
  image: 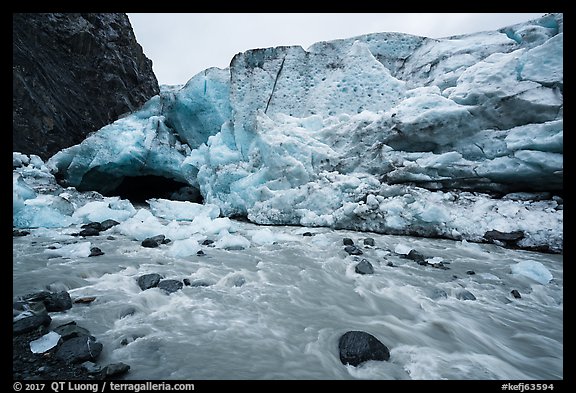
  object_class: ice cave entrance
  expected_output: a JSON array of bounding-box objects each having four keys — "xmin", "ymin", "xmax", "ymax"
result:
[
  {"xmin": 111, "ymin": 175, "xmax": 201, "ymax": 203},
  {"xmin": 74, "ymin": 170, "xmax": 202, "ymax": 203}
]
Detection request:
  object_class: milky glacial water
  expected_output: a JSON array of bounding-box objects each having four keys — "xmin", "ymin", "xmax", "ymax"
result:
[{"xmin": 13, "ymin": 220, "xmax": 563, "ymax": 380}]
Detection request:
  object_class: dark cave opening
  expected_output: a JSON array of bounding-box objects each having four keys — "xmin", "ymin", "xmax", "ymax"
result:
[{"xmin": 107, "ymin": 175, "xmax": 203, "ymax": 204}]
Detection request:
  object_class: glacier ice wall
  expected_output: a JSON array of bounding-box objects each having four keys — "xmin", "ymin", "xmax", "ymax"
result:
[{"xmin": 44, "ymin": 13, "xmax": 563, "ymax": 252}]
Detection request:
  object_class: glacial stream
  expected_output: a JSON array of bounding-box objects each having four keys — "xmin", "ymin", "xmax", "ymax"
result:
[{"xmin": 13, "ymin": 219, "xmax": 563, "ymax": 380}]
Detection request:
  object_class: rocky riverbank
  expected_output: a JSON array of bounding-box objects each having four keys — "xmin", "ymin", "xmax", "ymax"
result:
[{"xmin": 13, "ymin": 290, "xmax": 129, "ymax": 380}]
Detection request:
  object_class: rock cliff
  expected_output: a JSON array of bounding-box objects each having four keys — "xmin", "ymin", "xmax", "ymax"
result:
[{"xmin": 13, "ymin": 13, "xmax": 159, "ymax": 160}]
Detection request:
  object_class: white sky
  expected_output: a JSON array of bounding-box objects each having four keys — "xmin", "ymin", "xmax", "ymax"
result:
[{"xmin": 128, "ymin": 13, "xmax": 546, "ymax": 86}]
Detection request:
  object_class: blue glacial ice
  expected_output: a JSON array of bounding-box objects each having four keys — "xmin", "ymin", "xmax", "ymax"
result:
[{"xmin": 14, "ymin": 13, "xmax": 562, "ymax": 252}]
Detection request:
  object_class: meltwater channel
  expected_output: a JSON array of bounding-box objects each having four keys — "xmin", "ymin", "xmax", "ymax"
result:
[{"xmin": 13, "ymin": 219, "xmax": 563, "ymax": 380}]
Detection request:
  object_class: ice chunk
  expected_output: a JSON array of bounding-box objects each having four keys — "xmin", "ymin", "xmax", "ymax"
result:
[
  {"xmin": 426, "ymin": 257, "xmax": 444, "ymax": 265},
  {"xmin": 510, "ymin": 260, "xmax": 553, "ymax": 284},
  {"xmin": 520, "ymin": 33, "xmax": 563, "ymax": 86},
  {"xmin": 148, "ymin": 198, "xmax": 220, "ymax": 221},
  {"xmin": 168, "ymin": 238, "xmax": 202, "ymax": 258},
  {"xmin": 394, "ymin": 244, "xmax": 412, "ymax": 255},
  {"xmin": 116, "ymin": 209, "xmax": 166, "ymax": 241},
  {"xmin": 13, "ymin": 173, "xmax": 37, "ymax": 216},
  {"xmin": 13, "ymin": 152, "xmax": 30, "ymax": 167},
  {"xmin": 72, "ymin": 198, "xmax": 136, "ymax": 224},
  {"xmin": 14, "ymin": 194, "xmax": 77, "ymax": 229},
  {"xmin": 214, "ymin": 233, "xmax": 251, "ymax": 250},
  {"xmin": 44, "ymin": 242, "xmax": 92, "ymax": 258},
  {"xmin": 30, "ymin": 331, "xmax": 61, "ymax": 354}
]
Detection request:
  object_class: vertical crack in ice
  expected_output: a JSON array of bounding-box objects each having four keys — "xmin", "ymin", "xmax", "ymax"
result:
[{"xmin": 265, "ymin": 55, "xmax": 286, "ymax": 114}]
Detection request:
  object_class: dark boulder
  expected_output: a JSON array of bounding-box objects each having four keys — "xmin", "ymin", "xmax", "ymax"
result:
[
  {"xmin": 12, "ymin": 13, "xmax": 159, "ymax": 160},
  {"xmin": 89, "ymin": 247, "xmax": 105, "ymax": 257},
  {"xmin": 101, "ymin": 362, "xmax": 131, "ymax": 379},
  {"xmin": 338, "ymin": 331, "xmax": 390, "ymax": 366},
  {"xmin": 79, "ymin": 228, "xmax": 101, "ymax": 237},
  {"xmin": 13, "ymin": 313, "xmax": 52, "ymax": 335},
  {"xmin": 355, "ymin": 259, "xmax": 374, "ymax": 275},
  {"xmin": 141, "ymin": 235, "xmax": 166, "ymax": 248},
  {"xmin": 53, "ymin": 321, "xmax": 91, "ymax": 340},
  {"xmin": 43, "ymin": 291, "xmax": 73, "ymax": 312},
  {"xmin": 363, "ymin": 238, "xmax": 375, "ymax": 246},
  {"xmin": 344, "ymin": 245, "xmax": 363, "ymax": 255},
  {"xmin": 137, "ymin": 273, "xmax": 162, "ymax": 290},
  {"xmin": 19, "ymin": 290, "xmax": 72, "ymax": 312},
  {"xmin": 511, "ymin": 289, "xmax": 522, "ymax": 299},
  {"xmin": 484, "ymin": 230, "xmax": 525, "ymax": 247},
  {"xmin": 13, "ymin": 229, "xmax": 30, "ymax": 237},
  {"xmin": 343, "ymin": 238, "xmax": 354, "ymax": 246},
  {"xmin": 55, "ymin": 336, "xmax": 103, "ymax": 363},
  {"xmin": 81, "ymin": 222, "xmax": 104, "ymax": 231},
  {"xmin": 406, "ymin": 250, "xmax": 427, "ymax": 265},
  {"xmin": 100, "ymin": 219, "xmax": 120, "ymax": 231},
  {"xmin": 158, "ymin": 279, "xmax": 183, "ymax": 294}
]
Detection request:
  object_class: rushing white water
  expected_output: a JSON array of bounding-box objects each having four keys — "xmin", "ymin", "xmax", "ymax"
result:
[{"xmin": 13, "ymin": 218, "xmax": 563, "ymax": 380}]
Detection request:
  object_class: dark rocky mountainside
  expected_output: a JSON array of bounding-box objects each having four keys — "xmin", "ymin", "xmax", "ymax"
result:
[{"xmin": 13, "ymin": 13, "xmax": 160, "ymax": 160}]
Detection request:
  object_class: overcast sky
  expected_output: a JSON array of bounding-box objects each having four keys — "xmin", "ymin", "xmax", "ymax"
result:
[{"xmin": 128, "ymin": 13, "xmax": 546, "ymax": 86}]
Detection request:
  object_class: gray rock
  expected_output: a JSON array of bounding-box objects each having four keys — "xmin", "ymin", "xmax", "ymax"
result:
[
  {"xmin": 81, "ymin": 222, "xmax": 104, "ymax": 231},
  {"xmin": 484, "ymin": 230, "xmax": 525, "ymax": 246},
  {"xmin": 18, "ymin": 291, "xmax": 72, "ymax": 312},
  {"xmin": 101, "ymin": 362, "xmax": 131, "ymax": 379},
  {"xmin": 141, "ymin": 235, "xmax": 166, "ymax": 248},
  {"xmin": 13, "ymin": 313, "xmax": 52, "ymax": 335},
  {"xmin": 79, "ymin": 227, "xmax": 100, "ymax": 237},
  {"xmin": 81, "ymin": 361, "xmax": 102, "ymax": 375},
  {"xmin": 407, "ymin": 250, "xmax": 427, "ymax": 265},
  {"xmin": 157, "ymin": 279, "xmax": 183, "ymax": 294},
  {"xmin": 343, "ymin": 238, "xmax": 354, "ymax": 246},
  {"xmin": 42, "ymin": 291, "xmax": 72, "ymax": 312},
  {"xmin": 137, "ymin": 273, "xmax": 163, "ymax": 290},
  {"xmin": 55, "ymin": 336, "xmax": 103, "ymax": 363},
  {"xmin": 344, "ymin": 245, "xmax": 363, "ymax": 255},
  {"xmin": 338, "ymin": 330, "xmax": 390, "ymax": 366},
  {"xmin": 53, "ymin": 321, "xmax": 91, "ymax": 340},
  {"xmin": 100, "ymin": 219, "xmax": 120, "ymax": 231},
  {"xmin": 89, "ymin": 247, "xmax": 104, "ymax": 257},
  {"xmin": 355, "ymin": 259, "xmax": 374, "ymax": 275},
  {"xmin": 511, "ymin": 289, "xmax": 522, "ymax": 299},
  {"xmin": 363, "ymin": 238, "xmax": 375, "ymax": 246},
  {"xmin": 13, "ymin": 229, "xmax": 30, "ymax": 237}
]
